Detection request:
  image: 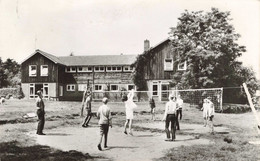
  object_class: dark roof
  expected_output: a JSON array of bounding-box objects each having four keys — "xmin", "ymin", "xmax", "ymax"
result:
[
  {"xmin": 145, "ymin": 38, "xmax": 171, "ymax": 53},
  {"xmin": 58, "ymin": 55, "xmax": 137, "ymax": 66},
  {"xmin": 22, "ymin": 49, "xmax": 137, "ymax": 66},
  {"xmin": 21, "ymin": 49, "xmax": 64, "ymax": 65}
]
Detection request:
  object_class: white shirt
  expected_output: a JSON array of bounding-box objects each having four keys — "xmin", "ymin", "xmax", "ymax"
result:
[
  {"xmin": 176, "ymin": 98, "xmax": 183, "ymax": 109},
  {"xmin": 97, "ymin": 104, "xmax": 111, "ymax": 125},
  {"xmin": 163, "ymin": 100, "xmax": 177, "ymax": 120}
]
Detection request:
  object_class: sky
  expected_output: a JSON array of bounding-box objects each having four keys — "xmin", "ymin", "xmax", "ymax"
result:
[{"xmin": 0, "ymin": 0, "xmax": 259, "ymax": 78}]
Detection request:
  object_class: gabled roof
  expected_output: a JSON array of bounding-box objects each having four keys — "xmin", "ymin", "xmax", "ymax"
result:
[
  {"xmin": 21, "ymin": 49, "xmax": 64, "ymax": 65},
  {"xmin": 59, "ymin": 55, "xmax": 137, "ymax": 66},
  {"xmin": 145, "ymin": 38, "xmax": 171, "ymax": 53},
  {"xmin": 21, "ymin": 49, "xmax": 137, "ymax": 66}
]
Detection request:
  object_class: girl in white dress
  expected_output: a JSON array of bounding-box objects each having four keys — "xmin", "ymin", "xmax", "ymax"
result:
[
  {"xmin": 201, "ymin": 98, "xmax": 209, "ymax": 127},
  {"xmin": 123, "ymin": 89, "xmax": 137, "ymax": 135}
]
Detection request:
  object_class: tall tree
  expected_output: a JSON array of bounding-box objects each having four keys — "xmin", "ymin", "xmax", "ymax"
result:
[{"xmin": 169, "ymin": 8, "xmax": 258, "ymax": 103}]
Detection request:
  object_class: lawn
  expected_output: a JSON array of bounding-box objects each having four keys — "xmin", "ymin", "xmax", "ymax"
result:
[{"xmin": 0, "ymin": 99, "xmax": 260, "ymax": 161}]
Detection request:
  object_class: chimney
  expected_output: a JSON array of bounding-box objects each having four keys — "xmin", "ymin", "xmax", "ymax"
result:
[{"xmin": 144, "ymin": 39, "xmax": 150, "ymax": 52}]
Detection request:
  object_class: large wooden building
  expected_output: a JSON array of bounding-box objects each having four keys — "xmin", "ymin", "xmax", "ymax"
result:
[
  {"xmin": 21, "ymin": 39, "xmax": 184, "ymax": 101},
  {"xmin": 21, "ymin": 50, "xmax": 137, "ymax": 101}
]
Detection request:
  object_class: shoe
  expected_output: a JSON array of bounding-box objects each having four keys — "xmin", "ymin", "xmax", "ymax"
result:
[
  {"xmin": 124, "ymin": 131, "xmax": 127, "ymax": 135},
  {"xmin": 97, "ymin": 144, "xmax": 102, "ymax": 151},
  {"xmin": 82, "ymin": 124, "xmax": 88, "ymax": 128},
  {"xmin": 104, "ymin": 145, "xmax": 108, "ymax": 148},
  {"xmin": 165, "ymin": 138, "xmax": 171, "ymax": 141}
]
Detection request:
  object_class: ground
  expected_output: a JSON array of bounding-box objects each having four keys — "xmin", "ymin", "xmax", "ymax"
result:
[{"xmin": 0, "ymin": 99, "xmax": 260, "ymax": 161}]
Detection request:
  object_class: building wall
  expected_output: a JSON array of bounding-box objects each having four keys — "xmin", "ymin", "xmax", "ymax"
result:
[
  {"xmin": 21, "ymin": 83, "xmax": 57, "ymax": 99},
  {"xmin": 143, "ymin": 40, "xmax": 175, "ymax": 80},
  {"xmin": 21, "ymin": 53, "xmax": 58, "ymax": 83}
]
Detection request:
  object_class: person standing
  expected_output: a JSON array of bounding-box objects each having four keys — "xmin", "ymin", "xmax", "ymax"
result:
[
  {"xmin": 149, "ymin": 96, "xmax": 156, "ymax": 121},
  {"xmin": 201, "ymin": 98, "xmax": 209, "ymax": 127},
  {"xmin": 162, "ymin": 95, "xmax": 177, "ymax": 141},
  {"xmin": 176, "ymin": 95, "xmax": 183, "ymax": 130},
  {"xmin": 123, "ymin": 89, "xmax": 137, "ymax": 136},
  {"xmin": 207, "ymin": 97, "xmax": 215, "ymax": 134},
  {"xmin": 36, "ymin": 90, "xmax": 45, "ymax": 135},
  {"xmin": 81, "ymin": 87, "xmax": 92, "ymax": 127},
  {"xmin": 97, "ymin": 97, "xmax": 112, "ymax": 151}
]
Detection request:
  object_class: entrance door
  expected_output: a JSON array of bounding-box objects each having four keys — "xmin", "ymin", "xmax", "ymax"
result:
[{"xmin": 161, "ymin": 84, "xmax": 169, "ymax": 101}]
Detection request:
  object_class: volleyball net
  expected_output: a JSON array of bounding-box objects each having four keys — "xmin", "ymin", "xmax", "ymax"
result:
[{"xmin": 92, "ymin": 87, "xmax": 223, "ymax": 111}]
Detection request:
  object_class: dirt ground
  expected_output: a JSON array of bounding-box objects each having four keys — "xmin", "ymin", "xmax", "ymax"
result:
[
  {"xmin": 30, "ymin": 122, "xmax": 229, "ymax": 161},
  {"xmin": 1, "ymin": 99, "xmax": 260, "ymax": 161}
]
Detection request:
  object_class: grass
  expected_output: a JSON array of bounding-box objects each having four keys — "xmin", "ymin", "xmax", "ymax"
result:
[{"xmin": 0, "ymin": 99, "xmax": 260, "ymax": 161}]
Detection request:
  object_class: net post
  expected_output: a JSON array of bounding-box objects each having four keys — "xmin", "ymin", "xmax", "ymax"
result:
[
  {"xmin": 242, "ymin": 83, "xmax": 260, "ymax": 134},
  {"xmin": 220, "ymin": 87, "xmax": 223, "ymax": 112}
]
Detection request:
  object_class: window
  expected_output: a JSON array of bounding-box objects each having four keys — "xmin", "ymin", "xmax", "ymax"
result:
[
  {"xmin": 65, "ymin": 67, "xmax": 76, "ymax": 73},
  {"xmin": 94, "ymin": 84, "xmax": 103, "ymax": 91},
  {"xmin": 127, "ymin": 84, "xmax": 136, "ymax": 91},
  {"xmin": 78, "ymin": 67, "xmax": 92, "ymax": 72},
  {"xmin": 29, "ymin": 65, "xmax": 37, "ymax": 76},
  {"xmin": 94, "ymin": 66, "xmax": 104, "ymax": 72},
  {"xmin": 110, "ymin": 84, "xmax": 119, "ymax": 91},
  {"xmin": 164, "ymin": 59, "xmax": 173, "ymax": 71},
  {"xmin": 106, "ymin": 66, "xmax": 122, "ymax": 72},
  {"xmin": 123, "ymin": 66, "xmax": 134, "ymax": 72},
  {"xmin": 78, "ymin": 84, "xmax": 88, "ymax": 91},
  {"xmin": 41, "ymin": 65, "xmax": 48, "ymax": 76},
  {"xmin": 67, "ymin": 84, "xmax": 75, "ymax": 91},
  {"xmin": 29, "ymin": 84, "xmax": 35, "ymax": 98},
  {"xmin": 42, "ymin": 84, "xmax": 49, "ymax": 99},
  {"xmin": 178, "ymin": 61, "xmax": 187, "ymax": 71},
  {"xmin": 152, "ymin": 82, "xmax": 158, "ymax": 96}
]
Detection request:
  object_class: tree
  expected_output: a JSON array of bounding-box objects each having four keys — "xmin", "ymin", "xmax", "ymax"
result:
[
  {"xmin": 169, "ymin": 8, "xmax": 259, "ymax": 103},
  {"xmin": 0, "ymin": 58, "xmax": 21, "ymax": 87}
]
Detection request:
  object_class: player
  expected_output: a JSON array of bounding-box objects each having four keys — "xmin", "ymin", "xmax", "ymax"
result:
[
  {"xmin": 149, "ymin": 96, "xmax": 156, "ymax": 120},
  {"xmin": 81, "ymin": 87, "xmax": 92, "ymax": 127},
  {"xmin": 97, "ymin": 97, "xmax": 112, "ymax": 151},
  {"xmin": 36, "ymin": 90, "xmax": 45, "ymax": 135},
  {"xmin": 123, "ymin": 89, "xmax": 137, "ymax": 136},
  {"xmin": 162, "ymin": 94, "xmax": 177, "ymax": 141},
  {"xmin": 176, "ymin": 94, "xmax": 183, "ymax": 130}
]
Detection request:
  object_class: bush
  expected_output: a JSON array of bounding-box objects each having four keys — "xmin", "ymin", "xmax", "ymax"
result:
[
  {"xmin": 222, "ymin": 104, "xmax": 251, "ymax": 113},
  {"xmin": 0, "ymin": 87, "xmax": 24, "ymax": 99}
]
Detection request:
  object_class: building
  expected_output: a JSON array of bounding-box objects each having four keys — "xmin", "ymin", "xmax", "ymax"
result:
[
  {"xmin": 21, "ymin": 50, "xmax": 137, "ymax": 101},
  {"xmin": 137, "ymin": 39, "xmax": 186, "ymax": 101},
  {"xmin": 21, "ymin": 38, "xmax": 181, "ymax": 101}
]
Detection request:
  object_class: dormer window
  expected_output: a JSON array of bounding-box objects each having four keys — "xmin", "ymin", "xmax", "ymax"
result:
[
  {"xmin": 164, "ymin": 59, "xmax": 173, "ymax": 71},
  {"xmin": 106, "ymin": 66, "xmax": 122, "ymax": 72},
  {"xmin": 78, "ymin": 66, "xmax": 92, "ymax": 72},
  {"xmin": 94, "ymin": 66, "xmax": 105, "ymax": 72},
  {"xmin": 123, "ymin": 66, "xmax": 134, "ymax": 72},
  {"xmin": 178, "ymin": 61, "xmax": 187, "ymax": 71},
  {"xmin": 66, "ymin": 67, "xmax": 76, "ymax": 73}
]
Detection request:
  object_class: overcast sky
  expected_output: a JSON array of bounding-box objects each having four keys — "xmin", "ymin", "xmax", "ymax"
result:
[{"xmin": 0, "ymin": 0, "xmax": 259, "ymax": 78}]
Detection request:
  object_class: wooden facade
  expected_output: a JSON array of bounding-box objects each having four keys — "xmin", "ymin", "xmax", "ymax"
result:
[{"xmin": 21, "ymin": 50, "xmax": 136, "ymax": 101}]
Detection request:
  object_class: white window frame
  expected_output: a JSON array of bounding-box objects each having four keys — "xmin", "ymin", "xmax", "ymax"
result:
[
  {"xmin": 94, "ymin": 66, "xmax": 105, "ymax": 72},
  {"xmin": 123, "ymin": 66, "xmax": 134, "ymax": 72},
  {"xmin": 164, "ymin": 58, "xmax": 173, "ymax": 71},
  {"xmin": 178, "ymin": 61, "xmax": 187, "ymax": 71},
  {"xmin": 29, "ymin": 65, "xmax": 37, "ymax": 77},
  {"xmin": 94, "ymin": 84, "xmax": 103, "ymax": 91},
  {"xmin": 78, "ymin": 84, "xmax": 88, "ymax": 91},
  {"xmin": 152, "ymin": 82, "xmax": 158, "ymax": 96},
  {"xmin": 106, "ymin": 66, "xmax": 122, "ymax": 72},
  {"xmin": 40, "ymin": 65, "xmax": 48, "ymax": 76},
  {"xmin": 42, "ymin": 84, "xmax": 49, "ymax": 99},
  {"xmin": 127, "ymin": 84, "xmax": 136, "ymax": 91},
  {"xmin": 29, "ymin": 83, "xmax": 35, "ymax": 98},
  {"xmin": 77, "ymin": 67, "xmax": 92, "ymax": 73},
  {"xmin": 65, "ymin": 67, "xmax": 76, "ymax": 73},
  {"xmin": 67, "ymin": 84, "xmax": 76, "ymax": 91},
  {"xmin": 110, "ymin": 84, "xmax": 119, "ymax": 91}
]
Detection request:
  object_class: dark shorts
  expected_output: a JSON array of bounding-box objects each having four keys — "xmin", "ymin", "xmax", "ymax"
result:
[
  {"xmin": 100, "ymin": 124, "xmax": 109, "ymax": 136},
  {"xmin": 209, "ymin": 115, "xmax": 214, "ymax": 121}
]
